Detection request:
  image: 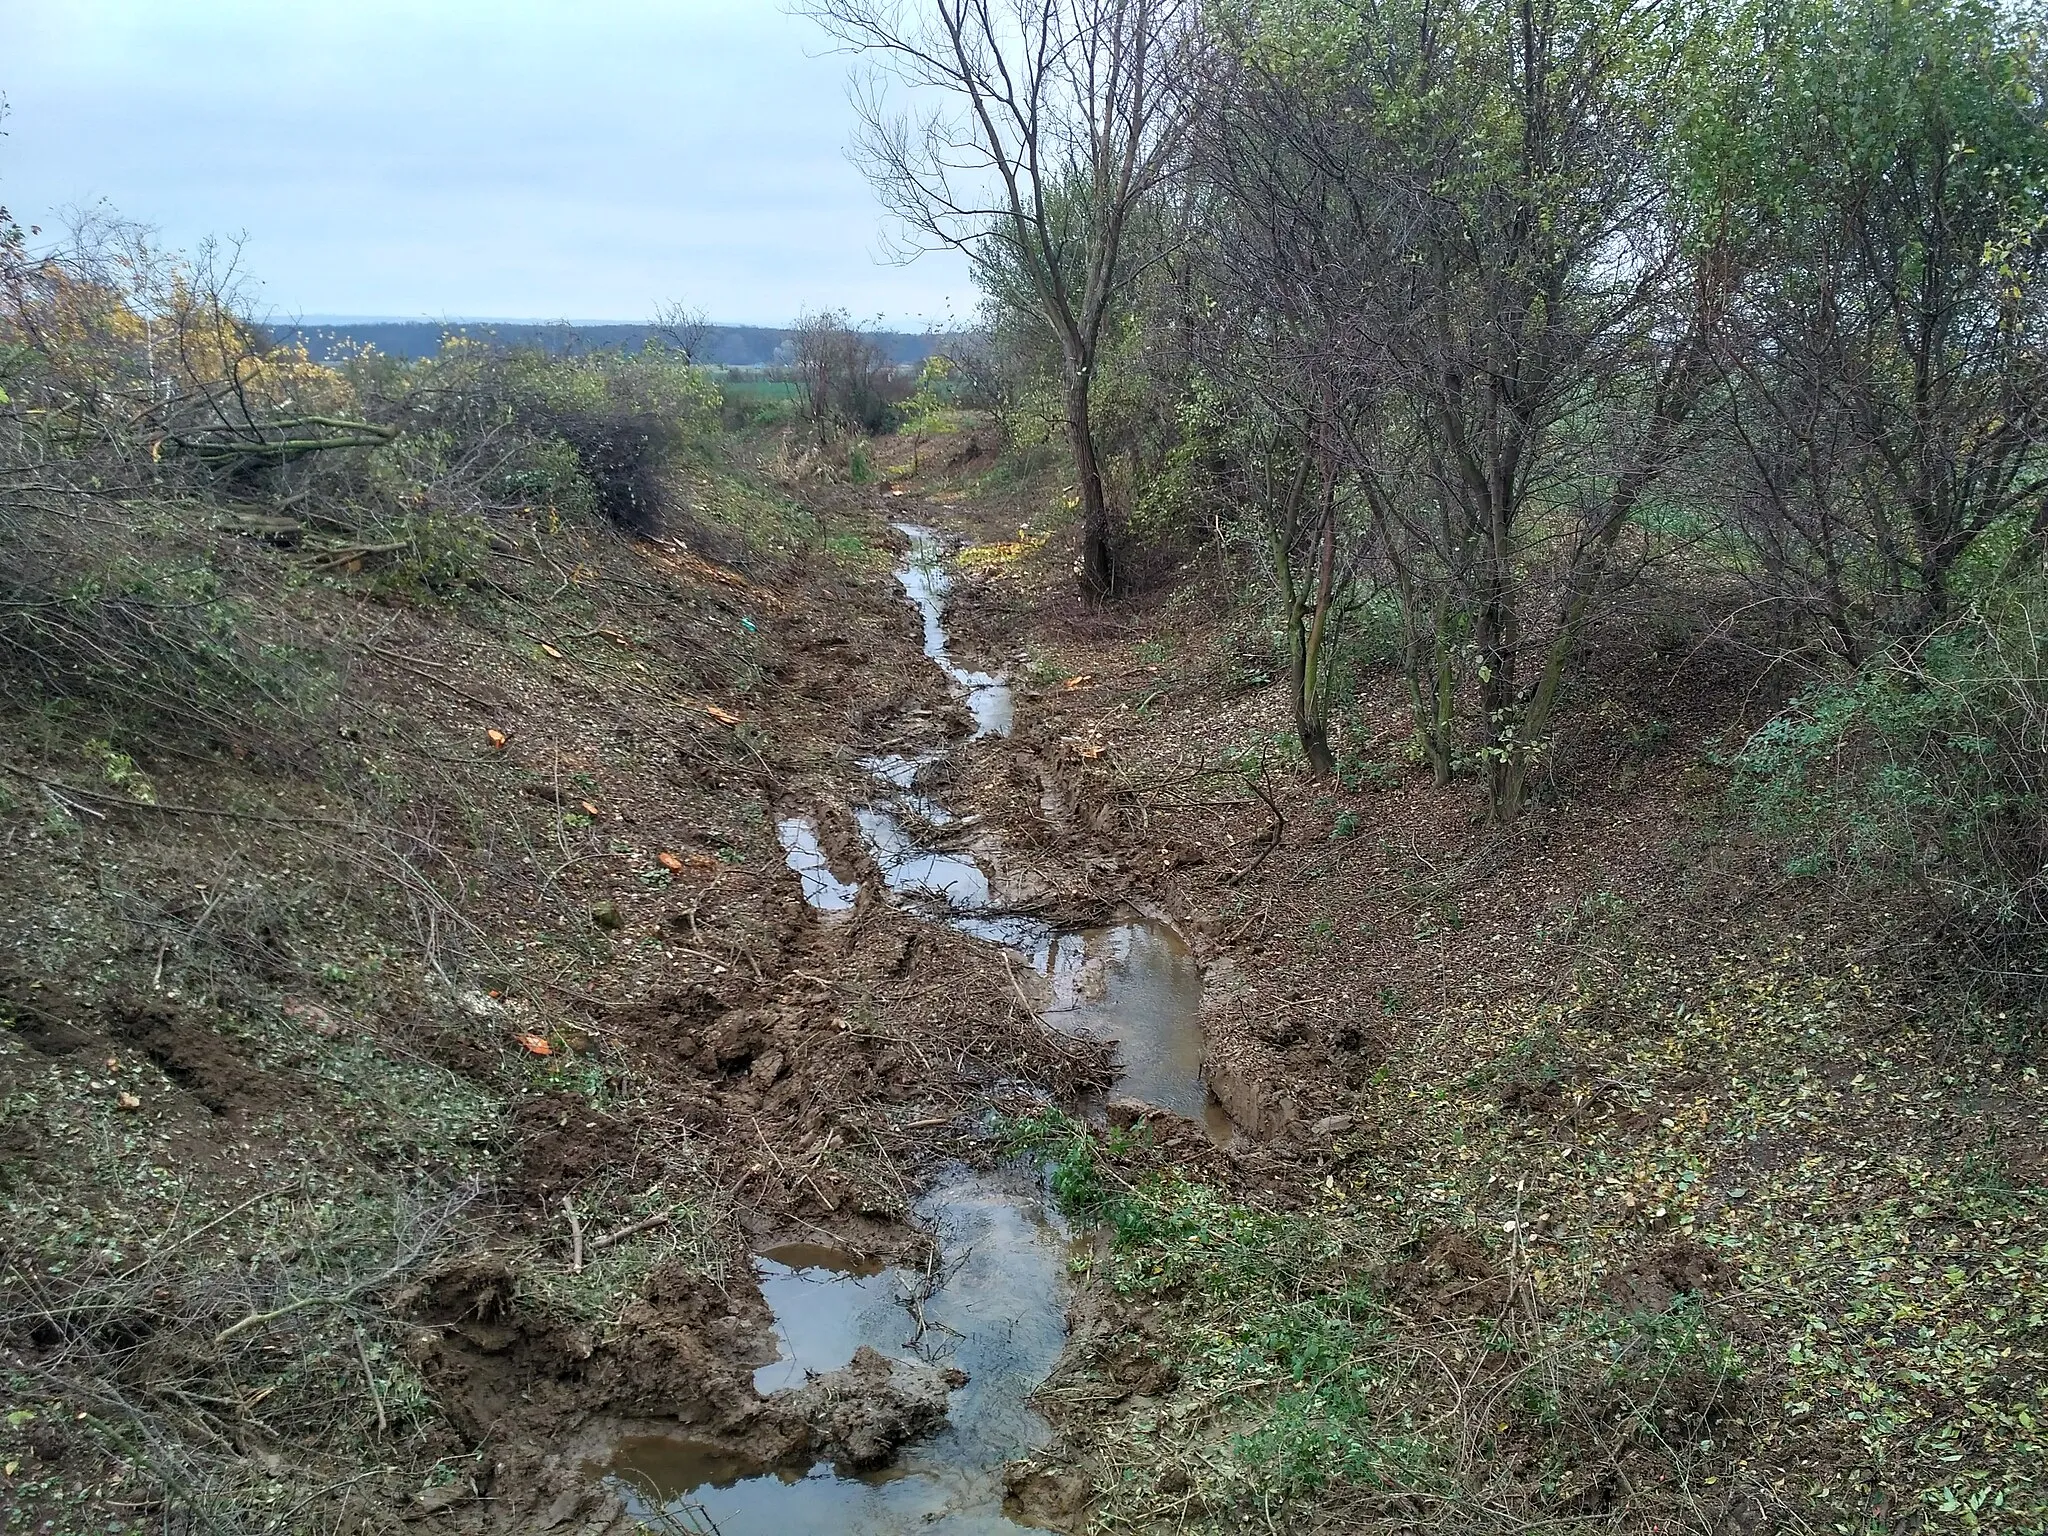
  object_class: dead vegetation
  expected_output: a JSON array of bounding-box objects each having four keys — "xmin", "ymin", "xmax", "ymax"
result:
[{"xmin": 0, "ymin": 221, "xmax": 1095, "ymax": 1535}]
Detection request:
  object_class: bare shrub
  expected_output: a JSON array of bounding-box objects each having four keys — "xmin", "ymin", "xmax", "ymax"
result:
[{"xmin": 788, "ymin": 308, "xmax": 909, "ymax": 435}]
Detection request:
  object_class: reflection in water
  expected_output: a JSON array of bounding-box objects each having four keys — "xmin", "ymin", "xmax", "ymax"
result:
[
  {"xmin": 860, "ymin": 754, "xmax": 956, "ymax": 826},
  {"xmin": 855, "ymin": 807, "xmax": 993, "ymax": 908},
  {"xmin": 751, "ymin": 1248, "xmax": 898, "ymax": 1395},
  {"xmin": 894, "ymin": 524, "xmax": 1014, "ymax": 739},
  {"xmin": 776, "ymin": 816, "xmax": 860, "ymax": 913},
  {"xmin": 1045, "ymin": 922, "xmax": 1237, "ymax": 1144},
  {"xmin": 946, "ymin": 912, "xmax": 1058, "ymax": 966},
  {"xmin": 608, "ymin": 1168, "xmax": 1070, "ymax": 1535}
]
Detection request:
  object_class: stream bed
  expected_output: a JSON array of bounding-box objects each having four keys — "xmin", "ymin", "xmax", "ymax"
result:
[
  {"xmin": 610, "ymin": 1167, "xmax": 1074, "ymax": 1534},
  {"xmin": 606, "ymin": 524, "xmax": 1225, "ymax": 1531}
]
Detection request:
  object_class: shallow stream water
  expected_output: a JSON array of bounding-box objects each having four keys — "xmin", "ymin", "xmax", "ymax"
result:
[
  {"xmin": 609, "ymin": 524, "xmax": 1224, "ymax": 1531},
  {"xmin": 611, "ymin": 1168, "xmax": 1072, "ymax": 1535}
]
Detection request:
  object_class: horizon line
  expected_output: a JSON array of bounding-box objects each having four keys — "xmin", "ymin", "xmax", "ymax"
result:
[{"xmin": 286, "ymin": 313, "xmax": 954, "ymax": 333}]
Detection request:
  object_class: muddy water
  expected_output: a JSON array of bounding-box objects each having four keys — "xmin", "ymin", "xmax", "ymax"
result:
[
  {"xmin": 610, "ymin": 1168, "xmax": 1072, "ymax": 1535},
  {"xmin": 894, "ymin": 524, "xmax": 1014, "ymax": 738},
  {"xmin": 611, "ymin": 525, "xmax": 1224, "ymax": 1530},
  {"xmin": 1049, "ymin": 922, "xmax": 1238, "ymax": 1143}
]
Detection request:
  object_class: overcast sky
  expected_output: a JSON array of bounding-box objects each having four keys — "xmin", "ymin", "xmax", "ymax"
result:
[{"xmin": 0, "ymin": 0, "xmax": 973, "ymax": 327}]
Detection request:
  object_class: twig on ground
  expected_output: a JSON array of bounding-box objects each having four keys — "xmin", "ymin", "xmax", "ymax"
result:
[{"xmin": 562, "ymin": 1198, "xmax": 585, "ymax": 1274}]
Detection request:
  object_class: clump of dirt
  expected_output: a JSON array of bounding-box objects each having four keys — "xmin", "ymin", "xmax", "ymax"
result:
[
  {"xmin": 0, "ymin": 977, "xmax": 98, "ymax": 1056},
  {"xmin": 510, "ymin": 1091, "xmax": 637, "ymax": 1212},
  {"xmin": 1381, "ymin": 1225, "xmax": 1511, "ymax": 1321},
  {"xmin": 1602, "ymin": 1237, "xmax": 1737, "ymax": 1312},
  {"xmin": 104, "ymin": 998, "xmax": 280, "ymax": 1120},
  {"xmin": 783, "ymin": 1344, "xmax": 962, "ymax": 1468}
]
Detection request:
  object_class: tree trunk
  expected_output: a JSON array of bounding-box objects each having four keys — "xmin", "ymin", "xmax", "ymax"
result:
[
  {"xmin": 1299, "ymin": 715, "xmax": 1335, "ymax": 777},
  {"xmin": 1065, "ymin": 370, "xmax": 1115, "ymax": 602},
  {"xmin": 1426, "ymin": 591, "xmax": 1456, "ymax": 786},
  {"xmin": 1297, "ymin": 490, "xmax": 1341, "ymax": 777},
  {"xmin": 1476, "ymin": 576, "xmax": 1523, "ymax": 821}
]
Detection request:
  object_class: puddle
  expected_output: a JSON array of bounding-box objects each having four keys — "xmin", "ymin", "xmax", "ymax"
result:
[
  {"xmin": 607, "ymin": 1167, "xmax": 1071, "ymax": 1534},
  {"xmin": 862, "ymin": 753, "xmax": 928, "ymax": 790},
  {"xmin": 777, "ymin": 816, "xmax": 860, "ymax": 912},
  {"xmin": 946, "ymin": 912, "xmax": 1058, "ymax": 965},
  {"xmin": 1047, "ymin": 921, "xmax": 1236, "ymax": 1143},
  {"xmin": 858, "ymin": 753, "xmax": 956, "ymax": 824},
  {"xmin": 751, "ymin": 1247, "xmax": 897, "ymax": 1395},
  {"xmin": 895, "ymin": 525, "xmax": 1013, "ymax": 739},
  {"xmin": 855, "ymin": 807, "xmax": 992, "ymax": 908}
]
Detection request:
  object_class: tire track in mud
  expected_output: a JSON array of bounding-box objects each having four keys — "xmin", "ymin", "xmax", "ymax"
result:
[{"xmin": 591, "ymin": 519, "xmax": 1234, "ymax": 1534}]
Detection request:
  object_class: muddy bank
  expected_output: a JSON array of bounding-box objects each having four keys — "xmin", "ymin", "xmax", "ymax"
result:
[{"xmin": 587, "ymin": 519, "xmax": 1237, "ymax": 1530}]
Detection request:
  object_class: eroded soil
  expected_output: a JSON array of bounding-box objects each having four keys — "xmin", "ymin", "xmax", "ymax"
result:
[{"xmin": 5, "ymin": 427, "xmax": 2044, "ymax": 1536}]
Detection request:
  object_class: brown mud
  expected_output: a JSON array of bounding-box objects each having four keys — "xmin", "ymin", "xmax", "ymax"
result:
[{"xmin": 7, "ymin": 426, "xmax": 2042, "ymax": 1535}]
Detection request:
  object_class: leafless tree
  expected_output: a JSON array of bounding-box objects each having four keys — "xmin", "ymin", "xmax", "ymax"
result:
[
  {"xmin": 1708, "ymin": 171, "xmax": 2048, "ymax": 663},
  {"xmin": 1192, "ymin": 2, "xmax": 1724, "ymax": 818},
  {"xmin": 653, "ymin": 301, "xmax": 712, "ymax": 363},
  {"xmin": 789, "ymin": 307, "xmax": 907, "ymax": 434},
  {"xmin": 799, "ymin": 0, "xmax": 1200, "ymax": 601}
]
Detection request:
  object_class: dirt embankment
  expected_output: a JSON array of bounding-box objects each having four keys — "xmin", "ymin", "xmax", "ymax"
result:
[
  {"xmin": 0, "ymin": 456, "xmax": 1108, "ymax": 1534},
  {"xmin": 7, "ymin": 423, "xmax": 2043, "ymax": 1535}
]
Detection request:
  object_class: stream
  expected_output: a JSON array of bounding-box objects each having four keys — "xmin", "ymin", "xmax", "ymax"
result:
[{"xmin": 605, "ymin": 524, "xmax": 1226, "ymax": 1533}]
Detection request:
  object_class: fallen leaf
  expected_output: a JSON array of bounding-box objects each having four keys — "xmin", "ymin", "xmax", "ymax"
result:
[
  {"xmin": 705, "ymin": 705, "xmax": 742, "ymax": 726},
  {"xmin": 515, "ymin": 1033, "xmax": 553, "ymax": 1057},
  {"xmin": 540, "ymin": 642, "xmax": 564, "ymax": 659},
  {"xmin": 1063, "ymin": 674, "xmax": 1096, "ymax": 690},
  {"xmin": 597, "ymin": 628, "xmax": 630, "ymax": 647},
  {"xmin": 657, "ymin": 851, "xmax": 685, "ymax": 873},
  {"xmin": 1076, "ymin": 740, "xmax": 1107, "ymax": 761},
  {"xmin": 580, "ymin": 799, "xmax": 602, "ymax": 817},
  {"xmin": 116, "ymin": 1091, "xmax": 142, "ymax": 1111},
  {"xmin": 485, "ymin": 729, "xmax": 508, "ymax": 750}
]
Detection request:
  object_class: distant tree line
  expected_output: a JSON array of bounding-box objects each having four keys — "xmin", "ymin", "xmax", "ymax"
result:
[{"xmin": 280, "ymin": 318, "xmax": 945, "ymax": 370}]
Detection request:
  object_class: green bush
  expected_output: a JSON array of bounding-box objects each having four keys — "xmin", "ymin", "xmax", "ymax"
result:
[
  {"xmin": 1732, "ymin": 581, "xmax": 2048, "ymax": 1015},
  {"xmin": 406, "ymin": 341, "xmax": 717, "ymax": 536}
]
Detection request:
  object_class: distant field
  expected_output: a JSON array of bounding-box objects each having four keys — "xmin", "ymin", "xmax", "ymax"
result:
[{"xmin": 717, "ymin": 376, "xmax": 803, "ymax": 401}]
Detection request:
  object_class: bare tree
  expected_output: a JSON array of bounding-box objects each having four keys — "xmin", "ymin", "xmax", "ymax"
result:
[
  {"xmin": 800, "ymin": 0, "xmax": 1198, "ymax": 601},
  {"xmin": 653, "ymin": 301, "xmax": 712, "ymax": 363},
  {"xmin": 789, "ymin": 307, "xmax": 908, "ymax": 433},
  {"xmin": 1192, "ymin": 0, "xmax": 1723, "ymax": 819}
]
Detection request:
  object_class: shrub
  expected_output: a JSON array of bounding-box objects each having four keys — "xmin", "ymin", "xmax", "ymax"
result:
[
  {"xmin": 788, "ymin": 309, "xmax": 911, "ymax": 435},
  {"xmin": 408, "ymin": 342, "xmax": 717, "ymax": 537},
  {"xmin": 1733, "ymin": 578, "xmax": 2048, "ymax": 1016}
]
